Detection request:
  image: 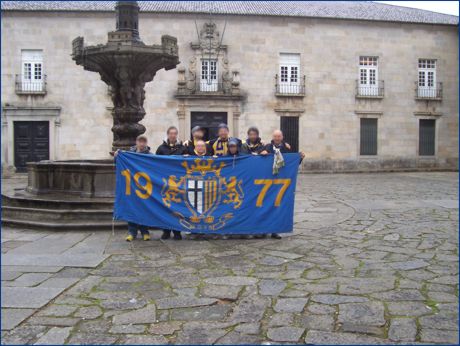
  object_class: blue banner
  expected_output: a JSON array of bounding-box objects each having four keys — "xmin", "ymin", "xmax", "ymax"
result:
[{"xmin": 114, "ymin": 152, "xmax": 299, "ymax": 234}]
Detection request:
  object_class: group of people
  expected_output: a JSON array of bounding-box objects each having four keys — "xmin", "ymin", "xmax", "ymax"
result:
[{"xmin": 114, "ymin": 123, "xmax": 305, "ymax": 242}]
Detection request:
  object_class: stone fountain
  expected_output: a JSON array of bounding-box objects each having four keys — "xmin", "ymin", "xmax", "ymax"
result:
[
  {"xmin": 2, "ymin": 1, "xmax": 179, "ymax": 230},
  {"xmin": 72, "ymin": 1, "xmax": 179, "ymax": 150}
]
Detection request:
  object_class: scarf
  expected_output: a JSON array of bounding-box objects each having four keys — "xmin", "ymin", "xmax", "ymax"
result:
[
  {"xmin": 212, "ymin": 138, "xmax": 229, "ymax": 157},
  {"xmin": 246, "ymin": 138, "xmax": 262, "ymax": 151},
  {"xmin": 194, "ymin": 149, "xmax": 206, "ymax": 156},
  {"xmin": 272, "ymin": 145, "xmax": 285, "ymax": 175}
]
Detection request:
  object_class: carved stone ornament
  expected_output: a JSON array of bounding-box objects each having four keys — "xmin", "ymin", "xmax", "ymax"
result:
[{"xmin": 177, "ymin": 22, "xmax": 243, "ymax": 97}]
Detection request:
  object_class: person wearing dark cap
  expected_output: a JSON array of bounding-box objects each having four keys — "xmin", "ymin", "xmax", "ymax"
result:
[
  {"xmin": 209, "ymin": 123, "xmax": 241, "ymax": 157},
  {"xmin": 155, "ymin": 126, "xmax": 186, "ymax": 240},
  {"xmin": 241, "ymin": 126, "xmax": 264, "ymax": 155},
  {"xmin": 184, "ymin": 126, "xmax": 212, "ymax": 155},
  {"xmin": 226, "ymin": 138, "xmax": 243, "ymax": 157}
]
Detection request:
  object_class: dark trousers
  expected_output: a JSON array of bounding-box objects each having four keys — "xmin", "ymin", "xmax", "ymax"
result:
[
  {"xmin": 128, "ymin": 222, "xmax": 149, "ymax": 237},
  {"xmin": 163, "ymin": 229, "xmax": 181, "ymax": 235}
]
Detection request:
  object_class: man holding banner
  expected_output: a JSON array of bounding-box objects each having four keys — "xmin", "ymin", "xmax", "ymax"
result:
[
  {"xmin": 114, "ymin": 131, "xmax": 301, "ymax": 238},
  {"xmin": 155, "ymin": 126, "xmax": 187, "ymax": 240}
]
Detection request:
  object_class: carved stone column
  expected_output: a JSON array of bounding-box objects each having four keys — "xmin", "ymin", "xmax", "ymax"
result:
[
  {"xmin": 233, "ymin": 105, "xmax": 241, "ymax": 137},
  {"xmin": 177, "ymin": 104, "xmax": 186, "ymax": 141}
]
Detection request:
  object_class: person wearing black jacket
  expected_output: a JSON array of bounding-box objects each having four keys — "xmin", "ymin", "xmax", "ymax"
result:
[
  {"xmin": 188, "ymin": 140, "xmax": 212, "ymax": 157},
  {"xmin": 241, "ymin": 126, "xmax": 264, "ymax": 155},
  {"xmin": 155, "ymin": 127, "xmax": 187, "ymax": 156},
  {"xmin": 184, "ymin": 126, "xmax": 213, "ymax": 155},
  {"xmin": 260, "ymin": 129, "xmax": 305, "ymax": 239},
  {"xmin": 155, "ymin": 126, "xmax": 186, "ymax": 240}
]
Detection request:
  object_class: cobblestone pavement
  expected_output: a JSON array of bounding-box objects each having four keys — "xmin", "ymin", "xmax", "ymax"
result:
[{"xmin": 1, "ymin": 172, "xmax": 458, "ymax": 344}]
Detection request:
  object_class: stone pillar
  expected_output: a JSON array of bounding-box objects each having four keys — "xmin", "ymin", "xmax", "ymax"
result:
[
  {"xmin": 233, "ymin": 106, "xmax": 241, "ymax": 138},
  {"xmin": 177, "ymin": 104, "xmax": 186, "ymax": 141}
]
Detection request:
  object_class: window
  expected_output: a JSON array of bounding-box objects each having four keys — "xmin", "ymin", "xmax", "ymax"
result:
[
  {"xmin": 200, "ymin": 59, "xmax": 218, "ymax": 92},
  {"xmin": 419, "ymin": 119, "xmax": 435, "ymax": 156},
  {"xmin": 21, "ymin": 50, "xmax": 44, "ymax": 92},
  {"xmin": 360, "ymin": 118, "xmax": 378, "ymax": 155},
  {"xmin": 280, "ymin": 116, "xmax": 299, "ymax": 153},
  {"xmin": 418, "ymin": 59, "xmax": 437, "ymax": 98},
  {"xmin": 279, "ymin": 53, "xmax": 301, "ymax": 94},
  {"xmin": 358, "ymin": 56, "xmax": 379, "ymax": 96}
]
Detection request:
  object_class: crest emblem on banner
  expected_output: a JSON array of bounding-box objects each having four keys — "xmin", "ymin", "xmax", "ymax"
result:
[{"xmin": 161, "ymin": 159, "xmax": 244, "ymax": 230}]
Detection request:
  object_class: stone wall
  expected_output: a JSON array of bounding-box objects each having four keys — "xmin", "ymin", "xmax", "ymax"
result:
[{"xmin": 1, "ymin": 11, "xmax": 458, "ymax": 172}]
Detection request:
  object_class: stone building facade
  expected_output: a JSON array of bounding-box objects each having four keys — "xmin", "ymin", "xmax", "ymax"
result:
[{"xmin": 1, "ymin": 1, "xmax": 458, "ymax": 173}]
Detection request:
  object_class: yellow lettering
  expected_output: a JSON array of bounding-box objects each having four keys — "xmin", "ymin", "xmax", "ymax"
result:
[
  {"xmin": 273, "ymin": 179, "xmax": 291, "ymax": 206},
  {"xmin": 134, "ymin": 172, "xmax": 153, "ymax": 199},
  {"xmin": 254, "ymin": 178, "xmax": 292, "ymax": 207},
  {"xmin": 254, "ymin": 179, "xmax": 273, "ymax": 207},
  {"xmin": 121, "ymin": 169, "xmax": 131, "ymax": 195}
]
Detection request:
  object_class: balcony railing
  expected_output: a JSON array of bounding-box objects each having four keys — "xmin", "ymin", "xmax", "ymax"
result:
[
  {"xmin": 415, "ymin": 82, "xmax": 442, "ymax": 100},
  {"xmin": 197, "ymin": 80, "xmax": 225, "ymax": 93},
  {"xmin": 15, "ymin": 74, "xmax": 47, "ymax": 94},
  {"xmin": 275, "ymin": 75, "xmax": 306, "ymax": 96},
  {"xmin": 356, "ymin": 80, "xmax": 384, "ymax": 98}
]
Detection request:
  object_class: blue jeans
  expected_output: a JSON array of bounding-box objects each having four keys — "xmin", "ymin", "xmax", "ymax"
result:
[{"xmin": 128, "ymin": 222, "xmax": 149, "ymax": 238}]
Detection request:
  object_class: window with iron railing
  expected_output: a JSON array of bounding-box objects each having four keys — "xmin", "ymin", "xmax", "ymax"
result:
[
  {"xmin": 18, "ymin": 50, "xmax": 46, "ymax": 94},
  {"xmin": 200, "ymin": 59, "xmax": 218, "ymax": 92},
  {"xmin": 416, "ymin": 59, "xmax": 441, "ymax": 99},
  {"xmin": 276, "ymin": 53, "xmax": 304, "ymax": 96},
  {"xmin": 357, "ymin": 56, "xmax": 383, "ymax": 97}
]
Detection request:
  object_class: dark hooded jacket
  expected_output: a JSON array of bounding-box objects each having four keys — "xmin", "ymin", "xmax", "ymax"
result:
[
  {"xmin": 155, "ymin": 140, "xmax": 187, "ymax": 156},
  {"xmin": 241, "ymin": 138, "xmax": 264, "ymax": 154},
  {"xmin": 262, "ymin": 141, "xmax": 292, "ymax": 154},
  {"xmin": 114, "ymin": 145, "xmax": 151, "ymax": 162},
  {"xmin": 129, "ymin": 145, "xmax": 151, "ymax": 154},
  {"xmin": 263, "ymin": 141, "xmax": 303, "ymax": 164}
]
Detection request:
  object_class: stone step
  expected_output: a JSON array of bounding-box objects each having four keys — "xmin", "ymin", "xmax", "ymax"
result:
[
  {"xmin": 2, "ymin": 193, "xmax": 114, "ymax": 210},
  {"xmin": 1, "ymin": 217, "xmax": 126, "ymax": 231},
  {"xmin": 2, "ymin": 206, "xmax": 116, "ymax": 222},
  {"xmin": 1, "ymin": 190, "xmax": 125, "ymax": 231}
]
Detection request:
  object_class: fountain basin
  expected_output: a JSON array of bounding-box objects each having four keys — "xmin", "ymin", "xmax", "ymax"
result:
[{"xmin": 27, "ymin": 160, "xmax": 116, "ymax": 198}]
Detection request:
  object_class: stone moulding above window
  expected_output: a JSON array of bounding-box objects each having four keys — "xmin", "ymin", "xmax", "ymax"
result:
[
  {"xmin": 274, "ymin": 108, "xmax": 305, "ymax": 117},
  {"xmin": 413, "ymin": 111, "xmax": 442, "ymax": 117},
  {"xmin": 354, "ymin": 110, "xmax": 383, "ymax": 118}
]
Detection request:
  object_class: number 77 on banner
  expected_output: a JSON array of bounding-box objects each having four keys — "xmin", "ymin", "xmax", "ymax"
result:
[{"xmin": 254, "ymin": 179, "xmax": 291, "ymax": 207}]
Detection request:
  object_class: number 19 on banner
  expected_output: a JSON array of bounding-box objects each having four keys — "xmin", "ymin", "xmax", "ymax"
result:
[{"xmin": 121, "ymin": 169, "xmax": 152, "ymax": 199}]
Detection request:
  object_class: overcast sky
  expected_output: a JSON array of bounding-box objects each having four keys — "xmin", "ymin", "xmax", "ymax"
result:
[{"xmin": 376, "ymin": 1, "xmax": 459, "ymax": 16}]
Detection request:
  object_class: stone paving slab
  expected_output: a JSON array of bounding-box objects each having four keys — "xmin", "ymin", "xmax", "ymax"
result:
[
  {"xmin": 1, "ymin": 265, "xmax": 64, "ymax": 273},
  {"xmin": 1, "ymin": 253, "xmax": 109, "ymax": 268},
  {"xmin": 0, "ymin": 172, "xmax": 458, "ymax": 344},
  {"xmin": 1, "ymin": 287, "xmax": 66, "ymax": 309},
  {"xmin": 1, "ymin": 309, "xmax": 36, "ymax": 331}
]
